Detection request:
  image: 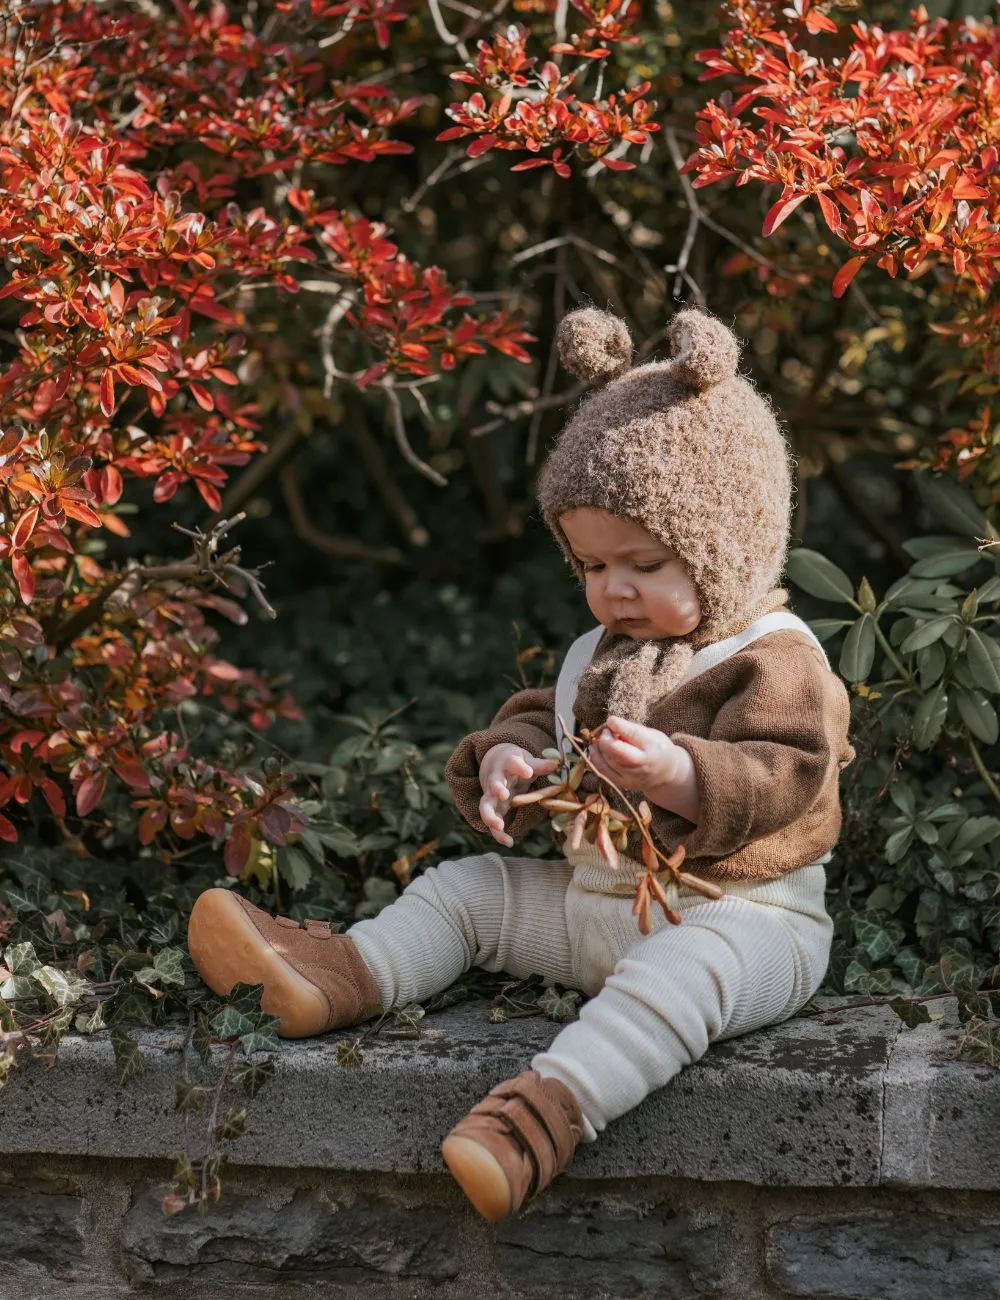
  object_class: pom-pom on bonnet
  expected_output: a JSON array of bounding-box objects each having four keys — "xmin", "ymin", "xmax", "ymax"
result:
[{"xmin": 538, "ymin": 305, "xmax": 793, "ymax": 655}]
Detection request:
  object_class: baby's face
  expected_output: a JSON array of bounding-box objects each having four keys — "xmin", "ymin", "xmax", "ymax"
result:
[{"xmin": 560, "ymin": 507, "xmax": 702, "ymax": 640}]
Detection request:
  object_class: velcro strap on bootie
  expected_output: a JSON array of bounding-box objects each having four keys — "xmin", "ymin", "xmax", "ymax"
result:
[{"xmin": 456, "ymin": 1069, "xmax": 583, "ymax": 1206}]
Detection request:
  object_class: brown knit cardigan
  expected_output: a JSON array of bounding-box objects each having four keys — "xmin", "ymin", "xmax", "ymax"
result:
[{"xmin": 444, "ymin": 629, "xmax": 854, "ymax": 883}]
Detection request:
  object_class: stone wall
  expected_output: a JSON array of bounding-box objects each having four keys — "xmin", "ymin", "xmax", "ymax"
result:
[
  {"xmin": 3, "ymin": 997, "xmax": 1000, "ymax": 1300},
  {"xmin": 7, "ymin": 1157, "xmax": 1000, "ymax": 1300}
]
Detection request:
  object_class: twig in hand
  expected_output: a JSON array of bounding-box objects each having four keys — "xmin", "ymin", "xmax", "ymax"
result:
[{"xmin": 511, "ymin": 718, "xmax": 722, "ymax": 934}]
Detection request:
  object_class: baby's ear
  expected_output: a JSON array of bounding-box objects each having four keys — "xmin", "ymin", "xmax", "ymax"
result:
[
  {"xmin": 556, "ymin": 308, "xmax": 632, "ymax": 384},
  {"xmin": 666, "ymin": 308, "xmax": 741, "ymax": 392}
]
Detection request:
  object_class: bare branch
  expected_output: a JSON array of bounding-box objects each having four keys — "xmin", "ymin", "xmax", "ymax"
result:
[
  {"xmin": 427, "ymin": 0, "xmax": 470, "ymax": 60},
  {"xmin": 382, "ymin": 384, "xmax": 448, "ymax": 487},
  {"xmin": 50, "ymin": 515, "xmax": 278, "ymax": 648},
  {"xmin": 280, "ymin": 463, "xmax": 407, "ymax": 564},
  {"xmin": 347, "ymin": 401, "xmax": 431, "ymax": 547},
  {"xmin": 664, "ymin": 126, "xmax": 795, "ymax": 294}
]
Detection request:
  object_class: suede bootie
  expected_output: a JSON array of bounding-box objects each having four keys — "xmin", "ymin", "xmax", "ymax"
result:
[
  {"xmin": 441, "ymin": 1069, "xmax": 584, "ymax": 1221},
  {"xmin": 187, "ymin": 888, "xmax": 382, "ymax": 1038}
]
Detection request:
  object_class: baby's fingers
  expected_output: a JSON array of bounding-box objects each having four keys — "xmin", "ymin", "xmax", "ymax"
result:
[{"xmin": 598, "ymin": 731, "xmax": 644, "ymax": 767}]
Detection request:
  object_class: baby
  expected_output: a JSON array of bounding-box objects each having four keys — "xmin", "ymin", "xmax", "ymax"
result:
[{"xmin": 187, "ymin": 306, "xmax": 854, "ymax": 1223}]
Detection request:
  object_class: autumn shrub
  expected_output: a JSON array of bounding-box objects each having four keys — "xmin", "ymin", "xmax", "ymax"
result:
[{"xmin": 4, "ymin": 0, "xmax": 1000, "ymax": 1196}]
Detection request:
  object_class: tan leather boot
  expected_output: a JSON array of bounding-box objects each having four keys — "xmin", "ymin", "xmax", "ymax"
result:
[
  {"xmin": 187, "ymin": 888, "xmax": 383, "ymax": 1039},
  {"xmin": 441, "ymin": 1069, "xmax": 584, "ymax": 1221}
]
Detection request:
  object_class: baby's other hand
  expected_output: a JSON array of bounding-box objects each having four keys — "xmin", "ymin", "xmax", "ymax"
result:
[
  {"xmin": 478, "ymin": 743, "xmax": 559, "ymax": 848},
  {"xmin": 590, "ymin": 716, "xmax": 686, "ymax": 792}
]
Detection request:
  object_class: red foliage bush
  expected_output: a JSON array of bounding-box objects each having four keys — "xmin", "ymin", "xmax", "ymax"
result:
[
  {"xmin": 685, "ymin": 0, "xmax": 1000, "ymax": 481},
  {"xmin": 0, "ymin": 0, "xmax": 653, "ymax": 870}
]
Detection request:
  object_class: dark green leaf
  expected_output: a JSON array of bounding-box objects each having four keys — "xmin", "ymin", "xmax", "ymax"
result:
[
  {"xmin": 900, "ymin": 616, "xmax": 955, "ymax": 655},
  {"xmin": 839, "ymin": 613, "xmax": 876, "ymax": 682},
  {"xmin": 785, "ymin": 549, "xmax": 855, "ymax": 603},
  {"xmin": 911, "ymin": 683, "xmax": 947, "ymax": 750},
  {"xmin": 889, "ymin": 997, "xmax": 932, "ymax": 1028},
  {"xmin": 914, "ymin": 473, "xmax": 988, "ymax": 538},
  {"xmin": 956, "ymin": 688, "xmax": 999, "ymax": 744},
  {"xmin": 111, "ymin": 1027, "xmax": 145, "ymax": 1083},
  {"xmin": 966, "ymin": 629, "xmax": 1000, "ymax": 694}
]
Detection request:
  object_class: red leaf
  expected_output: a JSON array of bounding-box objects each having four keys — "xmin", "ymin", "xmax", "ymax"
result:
[
  {"xmin": 816, "ymin": 192, "xmax": 843, "ymax": 234},
  {"xmin": 76, "ymin": 771, "xmax": 108, "ymax": 817},
  {"xmin": 10, "ymin": 505, "xmax": 40, "ymax": 550},
  {"xmin": 138, "ymin": 805, "xmax": 167, "ymax": 845},
  {"xmin": 99, "ymin": 369, "xmax": 116, "ymax": 416},
  {"xmin": 762, "ymin": 193, "xmax": 809, "ymax": 237},
  {"xmin": 101, "ymin": 465, "xmax": 123, "ymax": 504},
  {"xmin": 602, "ymin": 158, "xmax": 635, "ymax": 172},
  {"xmin": 189, "ymin": 382, "xmax": 215, "ymax": 411},
  {"xmin": 0, "ymin": 812, "xmax": 16, "ymax": 842},
  {"xmin": 224, "ymin": 821, "xmax": 253, "ymax": 876},
  {"xmin": 832, "ymin": 255, "xmax": 866, "ymax": 298},
  {"xmin": 112, "ymin": 754, "xmax": 151, "ymax": 793},
  {"xmin": 466, "ymin": 133, "xmax": 498, "ymax": 158},
  {"xmin": 804, "ymin": 11, "xmax": 838, "ymax": 34},
  {"xmin": 40, "ymin": 778, "xmax": 66, "ymax": 817},
  {"xmin": 12, "ymin": 552, "xmax": 34, "ymax": 604}
]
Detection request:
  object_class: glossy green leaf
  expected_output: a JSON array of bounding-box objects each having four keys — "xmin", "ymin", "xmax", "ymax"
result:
[{"xmin": 785, "ymin": 549, "xmax": 854, "ymax": 603}]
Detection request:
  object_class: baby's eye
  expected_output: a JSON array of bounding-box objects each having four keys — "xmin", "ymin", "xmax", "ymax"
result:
[
  {"xmin": 582, "ymin": 562, "xmax": 605, "ymax": 573},
  {"xmin": 635, "ymin": 561, "xmax": 665, "ymax": 573}
]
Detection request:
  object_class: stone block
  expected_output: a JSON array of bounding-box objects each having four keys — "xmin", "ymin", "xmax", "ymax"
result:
[
  {"xmin": 0, "ymin": 999, "xmax": 896, "ymax": 1188},
  {"xmin": 882, "ymin": 1001, "xmax": 1000, "ymax": 1190},
  {"xmin": 0, "ymin": 1183, "xmax": 86, "ymax": 1272},
  {"xmin": 122, "ymin": 1186, "xmax": 464, "ymax": 1284},
  {"xmin": 767, "ymin": 1212, "xmax": 1000, "ymax": 1299},
  {"xmin": 496, "ymin": 1193, "xmax": 728, "ymax": 1297}
]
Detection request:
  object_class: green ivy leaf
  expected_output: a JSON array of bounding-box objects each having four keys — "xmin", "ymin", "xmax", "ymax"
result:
[
  {"xmin": 889, "ymin": 997, "xmax": 932, "ymax": 1028},
  {"xmin": 537, "ymin": 985, "xmax": 582, "ymax": 1023},
  {"xmin": 210, "ymin": 1007, "xmax": 256, "ymax": 1042},
  {"xmin": 4, "ymin": 942, "xmax": 41, "ymax": 977},
  {"xmin": 786, "ymin": 549, "xmax": 855, "ymax": 603},
  {"xmin": 153, "ymin": 947, "xmax": 186, "ymax": 987},
  {"xmin": 111, "ymin": 1026, "xmax": 145, "ymax": 1083},
  {"xmin": 214, "ymin": 1107, "xmax": 247, "ymax": 1141},
  {"xmin": 233, "ymin": 1057, "xmax": 275, "ymax": 1099},
  {"xmin": 393, "ymin": 1002, "xmax": 426, "ymax": 1032},
  {"xmin": 884, "ymin": 826, "xmax": 914, "ymax": 865},
  {"xmin": 175, "ymin": 1076, "xmax": 203, "ymax": 1114}
]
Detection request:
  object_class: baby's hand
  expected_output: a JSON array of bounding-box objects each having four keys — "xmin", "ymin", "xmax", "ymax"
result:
[
  {"xmin": 479, "ymin": 743, "xmax": 559, "ymax": 848},
  {"xmin": 590, "ymin": 716, "xmax": 700, "ymax": 821}
]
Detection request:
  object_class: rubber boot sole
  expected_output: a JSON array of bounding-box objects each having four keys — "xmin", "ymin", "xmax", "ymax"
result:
[
  {"xmin": 187, "ymin": 888, "xmax": 330, "ymax": 1039},
  {"xmin": 440, "ymin": 1134, "xmax": 514, "ymax": 1222}
]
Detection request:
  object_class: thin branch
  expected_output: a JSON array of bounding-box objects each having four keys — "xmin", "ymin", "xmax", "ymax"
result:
[
  {"xmin": 401, "ymin": 148, "xmax": 463, "ymax": 213},
  {"xmin": 280, "ymin": 464, "xmax": 407, "ymax": 564},
  {"xmin": 382, "ymin": 384, "xmax": 447, "ymax": 487},
  {"xmin": 664, "ymin": 127, "xmax": 798, "ymax": 292},
  {"xmin": 427, "ymin": 0, "xmax": 470, "ymax": 59},
  {"xmin": 527, "ymin": 243, "xmax": 568, "ymax": 466},
  {"xmin": 49, "ymin": 515, "xmax": 277, "ymax": 648},
  {"xmin": 470, "ymin": 383, "xmax": 586, "ymax": 438},
  {"xmin": 348, "ymin": 401, "xmax": 430, "ymax": 546}
]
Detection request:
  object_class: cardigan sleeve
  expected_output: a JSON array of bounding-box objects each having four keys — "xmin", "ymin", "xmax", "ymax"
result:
[
  {"xmin": 649, "ymin": 639, "xmax": 852, "ymax": 861},
  {"xmin": 444, "ymin": 686, "xmax": 558, "ymax": 837}
]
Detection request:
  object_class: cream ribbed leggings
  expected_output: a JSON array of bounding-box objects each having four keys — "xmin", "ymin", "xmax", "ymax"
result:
[{"xmin": 349, "ymin": 842, "xmax": 833, "ymax": 1141}]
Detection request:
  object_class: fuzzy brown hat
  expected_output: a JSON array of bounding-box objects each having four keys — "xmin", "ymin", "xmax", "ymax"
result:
[{"xmin": 538, "ymin": 305, "xmax": 793, "ymax": 723}]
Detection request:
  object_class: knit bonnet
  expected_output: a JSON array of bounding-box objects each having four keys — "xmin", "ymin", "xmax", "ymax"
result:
[{"xmin": 537, "ymin": 305, "xmax": 793, "ymax": 725}]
